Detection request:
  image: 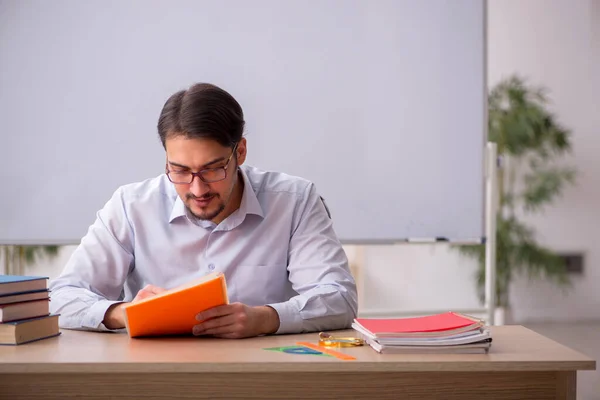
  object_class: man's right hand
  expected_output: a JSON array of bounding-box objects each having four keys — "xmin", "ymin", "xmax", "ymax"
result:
[
  {"xmin": 103, "ymin": 302, "xmax": 127, "ymax": 329},
  {"xmin": 102, "ymin": 284, "xmax": 166, "ymax": 330},
  {"xmin": 131, "ymin": 284, "xmax": 166, "ymax": 302}
]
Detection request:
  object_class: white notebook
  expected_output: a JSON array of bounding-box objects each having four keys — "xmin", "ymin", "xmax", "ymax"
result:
[{"xmin": 367, "ymin": 338, "xmax": 492, "ymax": 354}]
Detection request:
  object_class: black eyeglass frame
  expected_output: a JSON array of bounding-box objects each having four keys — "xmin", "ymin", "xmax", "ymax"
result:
[{"xmin": 166, "ymin": 143, "xmax": 238, "ymax": 184}]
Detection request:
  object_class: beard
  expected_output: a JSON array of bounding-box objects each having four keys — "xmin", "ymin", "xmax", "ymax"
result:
[
  {"xmin": 184, "ymin": 165, "xmax": 240, "ymax": 222},
  {"xmin": 185, "ymin": 192, "xmax": 226, "ymax": 221}
]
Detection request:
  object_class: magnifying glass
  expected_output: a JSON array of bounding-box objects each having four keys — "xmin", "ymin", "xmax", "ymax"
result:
[{"xmin": 318, "ymin": 332, "xmax": 365, "ymax": 347}]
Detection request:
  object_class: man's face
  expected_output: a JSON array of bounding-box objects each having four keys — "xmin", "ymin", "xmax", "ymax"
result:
[{"xmin": 165, "ymin": 136, "xmax": 246, "ymax": 224}]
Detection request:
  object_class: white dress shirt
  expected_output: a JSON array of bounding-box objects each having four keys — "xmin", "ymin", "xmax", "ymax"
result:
[{"xmin": 49, "ymin": 165, "xmax": 358, "ymax": 334}]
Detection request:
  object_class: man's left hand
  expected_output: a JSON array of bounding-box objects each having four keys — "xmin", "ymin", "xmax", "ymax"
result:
[{"xmin": 193, "ymin": 303, "xmax": 280, "ymax": 339}]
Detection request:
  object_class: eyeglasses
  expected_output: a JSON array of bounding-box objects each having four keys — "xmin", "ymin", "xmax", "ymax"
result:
[{"xmin": 166, "ymin": 143, "xmax": 238, "ymax": 184}]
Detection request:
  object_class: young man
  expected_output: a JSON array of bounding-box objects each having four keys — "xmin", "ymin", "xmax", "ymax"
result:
[{"xmin": 49, "ymin": 83, "xmax": 357, "ymax": 338}]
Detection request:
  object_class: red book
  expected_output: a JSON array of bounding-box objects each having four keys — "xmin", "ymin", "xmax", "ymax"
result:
[{"xmin": 352, "ymin": 312, "xmax": 484, "ymax": 339}]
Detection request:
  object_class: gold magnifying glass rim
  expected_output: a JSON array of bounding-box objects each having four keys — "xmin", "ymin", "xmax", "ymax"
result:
[{"xmin": 318, "ymin": 332, "xmax": 365, "ymax": 347}]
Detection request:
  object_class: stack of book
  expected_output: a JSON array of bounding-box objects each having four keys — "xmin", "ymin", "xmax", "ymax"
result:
[
  {"xmin": 0, "ymin": 275, "xmax": 60, "ymax": 345},
  {"xmin": 352, "ymin": 312, "xmax": 492, "ymax": 354}
]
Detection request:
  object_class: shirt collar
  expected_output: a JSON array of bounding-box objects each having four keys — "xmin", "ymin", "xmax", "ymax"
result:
[
  {"xmin": 237, "ymin": 166, "xmax": 264, "ymax": 219},
  {"xmin": 168, "ymin": 194, "xmax": 187, "ymax": 223},
  {"xmin": 168, "ymin": 166, "xmax": 264, "ymax": 225}
]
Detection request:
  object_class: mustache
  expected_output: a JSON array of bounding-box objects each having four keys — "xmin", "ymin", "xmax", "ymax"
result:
[{"xmin": 186, "ymin": 193, "xmax": 217, "ymax": 201}]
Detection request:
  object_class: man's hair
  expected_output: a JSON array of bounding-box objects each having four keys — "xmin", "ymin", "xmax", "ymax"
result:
[{"xmin": 157, "ymin": 83, "xmax": 245, "ymax": 148}]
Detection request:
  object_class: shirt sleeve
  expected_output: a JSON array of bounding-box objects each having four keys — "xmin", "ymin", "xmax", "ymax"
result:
[
  {"xmin": 267, "ymin": 183, "xmax": 358, "ymax": 334},
  {"xmin": 49, "ymin": 187, "xmax": 134, "ymax": 331}
]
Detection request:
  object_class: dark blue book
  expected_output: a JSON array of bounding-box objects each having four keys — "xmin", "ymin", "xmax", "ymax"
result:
[
  {"xmin": 0, "ymin": 290, "xmax": 50, "ymax": 306},
  {"xmin": 0, "ymin": 298, "xmax": 49, "ymax": 322},
  {"xmin": 0, "ymin": 275, "xmax": 48, "ymax": 296},
  {"xmin": 0, "ymin": 314, "xmax": 60, "ymax": 345}
]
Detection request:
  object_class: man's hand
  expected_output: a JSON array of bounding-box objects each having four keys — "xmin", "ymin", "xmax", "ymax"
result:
[
  {"xmin": 132, "ymin": 284, "xmax": 166, "ymax": 302},
  {"xmin": 193, "ymin": 303, "xmax": 280, "ymax": 339},
  {"xmin": 102, "ymin": 284, "xmax": 166, "ymax": 330},
  {"xmin": 103, "ymin": 302, "xmax": 127, "ymax": 330}
]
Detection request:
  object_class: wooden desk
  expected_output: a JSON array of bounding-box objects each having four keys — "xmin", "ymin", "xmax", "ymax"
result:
[{"xmin": 0, "ymin": 325, "xmax": 595, "ymax": 399}]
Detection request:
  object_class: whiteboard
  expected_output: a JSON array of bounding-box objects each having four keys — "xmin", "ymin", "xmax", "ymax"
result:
[{"xmin": 0, "ymin": 0, "xmax": 486, "ymax": 244}]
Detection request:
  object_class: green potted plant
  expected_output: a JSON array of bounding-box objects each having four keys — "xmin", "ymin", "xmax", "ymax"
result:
[
  {"xmin": 457, "ymin": 75, "xmax": 577, "ymax": 323},
  {"xmin": 1, "ymin": 245, "xmax": 60, "ymax": 276}
]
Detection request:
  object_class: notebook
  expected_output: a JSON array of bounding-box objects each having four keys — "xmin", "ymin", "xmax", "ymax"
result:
[
  {"xmin": 0, "ymin": 275, "xmax": 48, "ymax": 296},
  {"xmin": 352, "ymin": 312, "xmax": 484, "ymax": 339},
  {"xmin": 371, "ymin": 328, "xmax": 491, "ymax": 347},
  {"xmin": 366, "ymin": 338, "xmax": 492, "ymax": 354},
  {"xmin": 123, "ymin": 271, "xmax": 229, "ymax": 338},
  {"xmin": 0, "ymin": 314, "xmax": 60, "ymax": 345}
]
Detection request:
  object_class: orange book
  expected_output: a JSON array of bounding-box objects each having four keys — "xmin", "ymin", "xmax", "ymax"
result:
[{"xmin": 122, "ymin": 272, "xmax": 228, "ymax": 338}]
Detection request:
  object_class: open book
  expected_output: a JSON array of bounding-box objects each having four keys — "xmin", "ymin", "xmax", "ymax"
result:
[{"xmin": 123, "ymin": 272, "xmax": 228, "ymax": 338}]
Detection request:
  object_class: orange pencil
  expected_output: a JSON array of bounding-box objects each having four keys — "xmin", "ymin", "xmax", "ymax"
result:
[{"xmin": 296, "ymin": 342, "xmax": 356, "ymax": 361}]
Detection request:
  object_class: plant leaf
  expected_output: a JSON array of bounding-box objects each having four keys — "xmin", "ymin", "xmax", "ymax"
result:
[{"xmin": 522, "ymin": 167, "xmax": 576, "ymax": 211}]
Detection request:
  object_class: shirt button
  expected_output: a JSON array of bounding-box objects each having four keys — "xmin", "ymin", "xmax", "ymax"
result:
[{"xmin": 208, "ymin": 263, "xmax": 215, "ymax": 271}]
